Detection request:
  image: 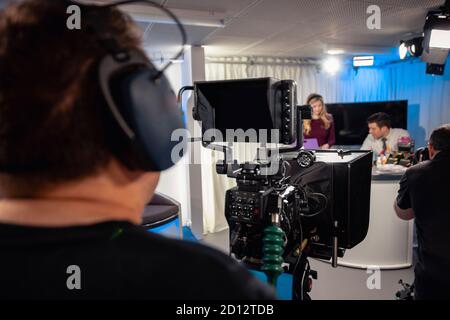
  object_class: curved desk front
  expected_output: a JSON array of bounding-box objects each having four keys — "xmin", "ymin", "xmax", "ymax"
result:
[{"xmin": 337, "ymin": 173, "xmax": 414, "ymax": 270}]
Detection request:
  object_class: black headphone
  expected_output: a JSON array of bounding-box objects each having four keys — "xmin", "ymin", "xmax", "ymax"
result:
[{"xmin": 69, "ymin": 0, "xmax": 188, "ymax": 172}]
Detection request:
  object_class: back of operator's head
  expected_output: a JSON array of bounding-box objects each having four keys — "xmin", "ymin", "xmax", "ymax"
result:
[
  {"xmin": 0, "ymin": 0, "xmax": 142, "ymax": 197},
  {"xmin": 429, "ymin": 124, "xmax": 450, "ymax": 152}
]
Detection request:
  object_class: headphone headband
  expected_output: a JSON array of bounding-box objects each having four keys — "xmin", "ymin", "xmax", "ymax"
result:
[{"xmin": 70, "ymin": 0, "xmax": 188, "ymax": 171}]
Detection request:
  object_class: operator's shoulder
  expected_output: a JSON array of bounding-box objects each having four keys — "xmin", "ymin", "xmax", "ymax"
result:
[
  {"xmin": 405, "ymin": 160, "xmax": 432, "ymax": 178},
  {"xmin": 118, "ymin": 225, "xmax": 276, "ymax": 299},
  {"xmin": 119, "ymin": 224, "xmax": 242, "ymax": 267},
  {"xmin": 122, "ymin": 225, "xmax": 214, "ymax": 252}
]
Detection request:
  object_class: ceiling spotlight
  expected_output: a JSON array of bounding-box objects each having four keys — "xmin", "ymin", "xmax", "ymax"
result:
[
  {"xmin": 409, "ymin": 37, "xmax": 424, "ymax": 57},
  {"xmin": 421, "ymin": 0, "xmax": 450, "ymax": 75},
  {"xmin": 399, "ymin": 37, "xmax": 424, "ymax": 60},
  {"xmin": 424, "ymin": 5, "xmax": 450, "ymax": 50},
  {"xmin": 326, "ymin": 49, "xmax": 345, "ymax": 55},
  {"xmin": 399, "ymin": 41, "xmax": 408, "ymax": 59},
  {"xmin": 323, "ymin": 57, "xmax": 341, "ymax": 74},
  {"xmin": 429, "ymin": 29, "xmax": 450, "ymax": 49}
]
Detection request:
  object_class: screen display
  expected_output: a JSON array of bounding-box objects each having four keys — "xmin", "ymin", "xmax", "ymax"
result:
[
  {"xmin": 195, "ymin": 78, "xmax": 275, "ymax": 139},
  {"xmin": 326, "ymin": 100, "xmax": 408, "ymax": 146}
]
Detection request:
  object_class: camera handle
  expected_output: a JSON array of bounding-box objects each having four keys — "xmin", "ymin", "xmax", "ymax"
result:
[
  {"xmin": 199, "ymin": 139, "xmax": 253, "ymax": 179},
  {"xmin": 261, "ymin": 213, "xmax": 285, "ymax": 287},
  {"xmin": 262, "ymin": 187, "xmax": 298, "ymax": 287}
]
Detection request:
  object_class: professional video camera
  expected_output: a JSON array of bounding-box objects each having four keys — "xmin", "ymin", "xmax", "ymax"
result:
[{"xmin": 185, "ymin": 78, "xmax": 373, "ymax": 300}]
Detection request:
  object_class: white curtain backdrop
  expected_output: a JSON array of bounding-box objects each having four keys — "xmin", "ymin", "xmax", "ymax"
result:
[
  {"xmin": 206, "ymin": 56, "xmax": 319, "ymax": 104},
  {"xmin": 202, "ymin": 56, "xmax": 450, "ymax": 234}
]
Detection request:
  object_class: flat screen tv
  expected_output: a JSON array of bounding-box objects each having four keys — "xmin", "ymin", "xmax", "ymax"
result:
[{"xmin": 325, "ymin": 100, "xmax": 408, "ymax": 146}]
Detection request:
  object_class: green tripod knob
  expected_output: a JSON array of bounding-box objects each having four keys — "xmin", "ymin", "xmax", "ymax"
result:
[{"xmin": 261, "ymin": 225, "xmax": 285, "ymax": 287}]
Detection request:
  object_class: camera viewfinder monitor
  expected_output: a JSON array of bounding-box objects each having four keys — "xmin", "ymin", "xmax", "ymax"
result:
[{"xmin": 194, "ymin": 78, "xmax": 297, "ymax": 144}]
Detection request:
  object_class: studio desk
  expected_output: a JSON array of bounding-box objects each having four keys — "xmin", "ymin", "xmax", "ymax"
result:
[{"xmin": 337, "ymin": 170, "xmax": 414, "ymax": 270}]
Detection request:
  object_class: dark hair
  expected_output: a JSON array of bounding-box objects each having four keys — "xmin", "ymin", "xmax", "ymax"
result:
[
  {"xmin": 0, "ymin": 0, "xmax": 142, "ymax": 196},
  {"xmin": 429, "ymin": 124, "xmax": 450, "ymax": 152},
  {"xmin": 367, "ymin": 112, "xmax": 391, "ymax": 129}
]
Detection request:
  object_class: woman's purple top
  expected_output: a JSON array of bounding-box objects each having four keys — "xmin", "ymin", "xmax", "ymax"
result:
[{"xmin": 304, "ymin": 118, "xmax": 336, "ymax": 147}]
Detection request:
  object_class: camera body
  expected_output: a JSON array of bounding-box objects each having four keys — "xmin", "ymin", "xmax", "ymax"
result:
[
  {"xmin": 222, "ymin": 150, "xmax": 373, "ymax": 270},
  {"xmin": 225, "ymin": 161, "xmax": 310, "ymax": 265},
  {"xmin": 191, "ymin": 78, "xmax": 373, "ymax": 297}
]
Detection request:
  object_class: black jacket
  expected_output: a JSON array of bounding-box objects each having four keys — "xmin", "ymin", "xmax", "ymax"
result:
[
  {"xmin": 0, "ymin": 221, "xmax": 276, "ymax": 300},
  {"xmin": 397, "ymin": 151, "xmax": 450, "ymax": 299}
]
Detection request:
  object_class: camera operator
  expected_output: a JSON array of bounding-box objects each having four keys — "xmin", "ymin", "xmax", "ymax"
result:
[
  {"xmin": 394, "ymin": 124, "xmax": 450, "ymax": 300},
  {"xmin": 0, "ymin": 0, "xmax": 275, "ymax": 300}
]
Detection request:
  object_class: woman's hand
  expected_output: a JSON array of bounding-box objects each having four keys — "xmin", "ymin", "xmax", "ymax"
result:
[{"xmin": 321, "ymin": 144, "xmax": 330, "ymax": 150}]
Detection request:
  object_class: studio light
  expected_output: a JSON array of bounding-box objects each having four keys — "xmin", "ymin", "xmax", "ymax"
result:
[
  {"xmin": 409, "ymin": 37, "xmax": 424, "ymax": 57},
  {"xmin": 429, "ymin": 29, "xmax": 450, "ymax": 49},
  {"xmin": 326, "ymin": 49, "xmax": 345, "ymax": 55},
  {"xmin": 323, "ymin": 57, "xmax": 341, "ymax": 74},
  {"xmin": 421, "ymin": 0, "xmax": 450, "ymax": 75},
  {"xmin": 399, "ymin": 41, "xmax": 408, "ymax": 60},
  {"xmin": 353, "ymin": 56, "xmax": 374, "ymax": 67},
  {"xmin": 399, "ymin": 37, "xmax": 423, "ymax": 60}
]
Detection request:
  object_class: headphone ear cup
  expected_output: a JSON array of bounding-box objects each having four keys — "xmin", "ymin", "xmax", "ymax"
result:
[
  {"xmin": 99, "ymin": 50, "xmax": 187, "ymax": 171},
  {"xmin": 120, "ymin": 67, "xmax": 186, "ymax": 171}
]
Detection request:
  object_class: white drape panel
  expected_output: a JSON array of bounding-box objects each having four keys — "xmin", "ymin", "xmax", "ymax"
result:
[
  {"xmin": 202, "ymin": 56, "xmax": 450, "ymax": 234},
  {"xmin": 207, "ymin": 57, "xmax": 319, "ymax": 104}
]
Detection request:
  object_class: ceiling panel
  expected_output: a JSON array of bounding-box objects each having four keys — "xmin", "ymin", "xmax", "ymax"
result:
[
  {"xmin": 145, "ymin": 23, "xmax": 216, "ymax": 44},
  {"xmin": 238, "ymin": 0, "xmax": 341, "ymax": 23},
  {"xmin": 352, "ymin": 0, "xmax": 443, "ymax": 8},
  {"xmin": 206, "ymin": 36, "xmax": 262, "ymax": 50},
  {"xmin": 212, "ymin": 17, "xmax": 295, "ymax": 38},
  {"xmin": 205, "ymin": 0, "xmax": 445, "ymax": 57},
  {"xmin": 167, "ymin": 0, "xmax": 258, "ymax": 14},
  {"xmin": 1, "ymin": 0, "xmax": 446, "ymax": 59}
]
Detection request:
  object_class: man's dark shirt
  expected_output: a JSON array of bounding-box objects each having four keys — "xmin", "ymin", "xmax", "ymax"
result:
[
  {"xmin": 397, "ymin": 150, "xmax": 450, "ymax": 299},
  {"xmin": 0, "ymin": 221, "xmax": 276, "ymax": 300}
]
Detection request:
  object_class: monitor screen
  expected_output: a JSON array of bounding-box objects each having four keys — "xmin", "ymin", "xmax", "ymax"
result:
[
  {"xmin": 325, "ymin": 100, "xmax": 408, "ymax": 146},
  {"xmin": 194, "ymin": 78, "xmax": 293, "ymax": 143},
  {"xmin": 195, "ymin": 78, "xmax": 275, "ymax": 133}
]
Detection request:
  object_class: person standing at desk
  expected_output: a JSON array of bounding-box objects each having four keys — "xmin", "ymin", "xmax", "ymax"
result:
[
  {"xmin": 303, "ymin": 94, "xmax": 335, "ymax": 149},
  {"xmin": 361, "ymin": 112, "xmax": 410, "ymax": 155}
]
